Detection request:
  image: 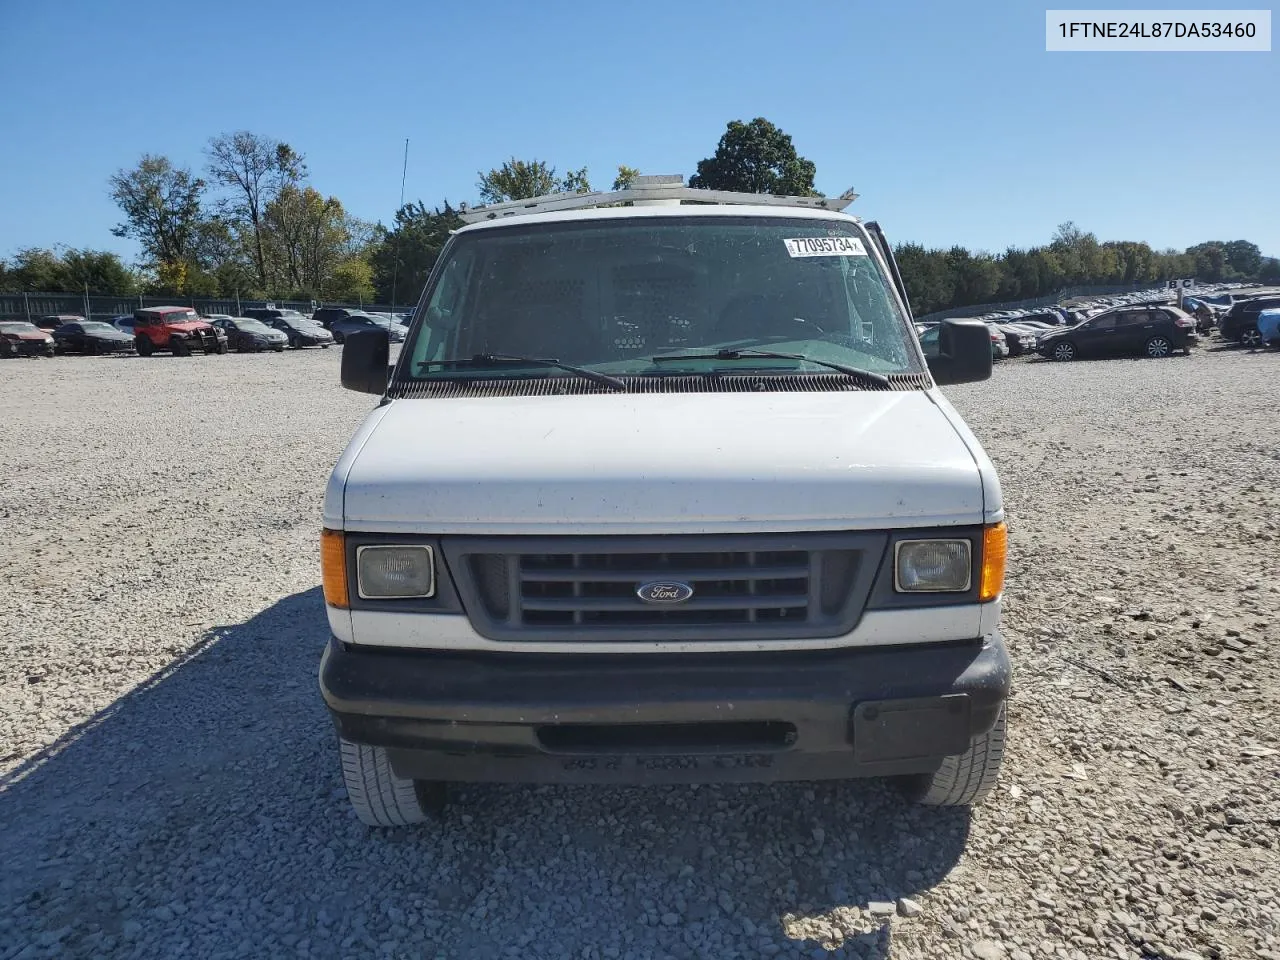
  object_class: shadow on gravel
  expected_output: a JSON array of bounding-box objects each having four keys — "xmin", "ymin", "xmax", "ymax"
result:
[{"xmin": 0, "ymin": 589, "xmax": 969, "ymax": 960}]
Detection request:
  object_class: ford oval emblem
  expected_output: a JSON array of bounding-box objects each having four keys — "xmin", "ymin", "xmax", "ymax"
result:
[{"xmin": 636, "ymin": 581, "xmax": 694, "ymax": 604}]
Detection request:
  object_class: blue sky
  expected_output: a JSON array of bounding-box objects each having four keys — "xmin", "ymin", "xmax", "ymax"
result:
[{"xmin": 1, "ymin": 0, "xmax": 1276, "ymax": 264}]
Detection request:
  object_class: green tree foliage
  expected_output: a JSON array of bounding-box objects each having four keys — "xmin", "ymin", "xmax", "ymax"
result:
[
  {"xmin": 61, "ymin": 249, "xmax": 138, "ymax": 295},
  {"xmin": 323, "ymin": 257, "xmax": 375, "ymax": 303},
  {"xmin": 689, "ymin": 118, "xmax": 818, "ymax": 196},
  {"xmin": 477, "ymin": 158, "xmax": 592, "ymax": 203},
  {"xmin": 894, "ymin": 223, "xmax": 1276, "ymax": 317},
  {"xmin": 0, "ymin": 247, "xmax": 137, "ymax": 294},
  {"xmin": 108, "ymin": 155, "xmax": 206, "ymax": 270},
  {"xmin": 368, "ymin": 202, "xmax": 465, "ymax": 304},
  {"xmin": 263, "ymin": 185, "xmax": 352, "ymax": 294},
  {"xmin": 1223, "ymin": 240, "xmax": 1262, "ymax": 277},
  {"xmin": 3, "ymin": 248, "xmax": 67, "ymax": 290},
  {"xmin": 612, "ymin": 165, "xmax": 641, "ymax": 191},
  {"xmin": 206, "ymin": 131, "xmax": 307, "ymax": 290}
]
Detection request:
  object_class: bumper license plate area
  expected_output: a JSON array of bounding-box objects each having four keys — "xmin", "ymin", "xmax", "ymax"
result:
[{"xmin": 850, "ymin": 695, "xmax": 971, "ymax": 764}]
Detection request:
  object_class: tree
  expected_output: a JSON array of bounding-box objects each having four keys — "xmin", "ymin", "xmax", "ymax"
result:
[
  {"xmin": 688, "ymin": 118, "xmax": 818, "ymax": 196},
  {"xmin": 476, "ymin": 158, "xmax": 590, "ymax": 203},
  {"xmin": 612, "ymin": 165, "xmax": 640, "ymax": 191},
  {"xmin": 894, "ymin": 243, "xmax": 955, "ymax": 315},
  {"xmin": 1186, "ymin": 242, "xmax": 1231, "ymax": 282},
  {"xmin": 323, "ymin": 257, "xmax": 375, "ymax": 303},
  {"xmin": 190, "ymin": 217, "xmax": 256, "ymax": 297},
  {"xmin": 945, "ymin": 247, "xmax": 1001, "ymax": 306},
  {"xmin": 206, "ymin": 131, "xmax": 306, "ymax": 290},
  {"xmin": 108, "ymin": 154, "xmax": 206, "ymax": 270},
  {"xmin": 368, "ymin": 201, "xmax": 465, "ymax": 304},
  {"xmin": 1223, "ymin": 240, "xmax": 1262, "ymax": 278},
  {"xmin": 2, "ymin": 248, "xmax": 67, "ymax": 291},
  {"xmin": 262, "ymin": 185, "xmax": 350, "ymax": 294},
  {"xmin": 61, "ymin": 249, "xmax": 137, "ymax": 296},
  {"xmin": 1258, "ymin": 258, "xmax": 1280, "ymax": 284}
]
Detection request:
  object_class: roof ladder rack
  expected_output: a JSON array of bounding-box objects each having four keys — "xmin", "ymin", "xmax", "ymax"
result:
[{"xmin": 456, "ymin": 174, "xmax": 858, "ymax": 224}]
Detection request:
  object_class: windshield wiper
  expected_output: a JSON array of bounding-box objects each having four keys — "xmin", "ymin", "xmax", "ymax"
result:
[
  {"xmin": 415, "ymin": 354, "xmax": 627, "ymax": 391},
  {"xmin": 649, "ymin": 349, "xmax": 890, "ymax": 387}
]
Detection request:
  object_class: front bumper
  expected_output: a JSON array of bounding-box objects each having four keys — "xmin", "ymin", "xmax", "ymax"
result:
[
  {"xmin": 321, "ymin": 632, "xmax": 1011, "ymax": 783},
  {"xmin": 5, "ymin": 339, "xmax": 54, "ymax": 356}
]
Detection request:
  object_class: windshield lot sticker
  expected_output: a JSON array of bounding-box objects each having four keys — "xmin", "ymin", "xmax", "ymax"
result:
[{"xmin": 783, "ymin": 236, "xmax": 867, "ymax": 257}]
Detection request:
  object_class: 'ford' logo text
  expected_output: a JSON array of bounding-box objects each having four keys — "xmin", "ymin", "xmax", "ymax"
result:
[{"xmin": 636, "ymin": 581, "xmax": 695, "ymax": 604}]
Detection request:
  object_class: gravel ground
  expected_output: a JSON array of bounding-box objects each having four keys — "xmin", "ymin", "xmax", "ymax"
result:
[{"xmin": 1, "ymin": 343, "xmax": 1277, "ymax": 960}]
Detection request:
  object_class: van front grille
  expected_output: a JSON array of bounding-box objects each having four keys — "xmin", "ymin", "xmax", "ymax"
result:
[{"xmin": 441, "ymin": 533, "xmax": 887, "ymax": 643}]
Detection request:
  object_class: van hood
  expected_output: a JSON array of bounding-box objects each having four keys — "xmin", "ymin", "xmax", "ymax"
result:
[{"xmin": 330, "ymin": 390, "xmax": 996, "ymax": 535}]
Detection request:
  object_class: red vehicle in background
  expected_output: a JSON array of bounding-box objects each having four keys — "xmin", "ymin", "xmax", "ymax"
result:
[{"xmin": 132, "ymin": 306, "xmax": 228, "ymax": 356}]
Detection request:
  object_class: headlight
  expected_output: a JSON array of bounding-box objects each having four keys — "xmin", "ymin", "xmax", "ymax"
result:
[
  {"xmin": 356, "ymin": 545, "xmax": 435, "ymax": 599},
  {"xmin": 894, "ymin": 539, "xmax": 971, "ymax": 592}
]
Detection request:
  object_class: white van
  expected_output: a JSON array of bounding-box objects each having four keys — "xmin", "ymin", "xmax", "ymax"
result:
[{"xmin": 319, "ymin": 178, "xmax": 1009, "ymax": 826}]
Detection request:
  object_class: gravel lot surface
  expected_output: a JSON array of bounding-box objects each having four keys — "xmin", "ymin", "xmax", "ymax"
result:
[{"xmin": 1, "ymin": 344, "xmax": 1277, "ymax": 960}]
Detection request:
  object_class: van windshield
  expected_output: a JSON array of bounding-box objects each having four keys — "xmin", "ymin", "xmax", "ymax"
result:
[{"xmin": 401, "ymin": 216, "xmax": 922, "ymax": 380}]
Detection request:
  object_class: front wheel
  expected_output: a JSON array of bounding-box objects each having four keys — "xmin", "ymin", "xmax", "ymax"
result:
[
  {"xmin": 171, "ymin": 338, "xmax": 189, "ymax": 357},
  {"xmin": 273, "ymin": 345, "xmax": 285, "ymax": 352},
  {"xmin": 1145, "ymin": 336, "xmax": 1172, "ymax": 358},
  {"xmin": 1051, "ymin": 341, "xmax": 1076, "ymax": 362},
  {"xmin": 900, "ymin": 706, "xmax": 1007, "ymax": 806},
  {"xmin": 338, "ymin": 738, "xmax": 436, "ymax": 827},
  {"xmin": 1240, "ymin": 327, "xmax": 1263, "ymax": 348}
]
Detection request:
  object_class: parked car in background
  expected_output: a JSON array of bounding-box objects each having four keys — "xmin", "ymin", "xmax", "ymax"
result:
[
  {"xmin": 329, "ymin": 312, "xmax": 407, "ymax": 344},
  {"xmin": 1218, "ymin": 295, "xmax": 1280, "ymax": 347},
  {"xmin": 132, "ymin": 306, "xmax": 228, "ymax": 356},
  {"xmin": 258, "ymin": 313, "xmax": 335, "ymax": 348},
  {"xmin": 311, "ymin": 306, "xmax": 365, "ymax": 330},
  {"xmin": 987, "ymin": 320, "xmax": 1038, "ymax": 357},
  {"xmin": 51, "ymin": 320, "xmax": 136, "ymax": 355},
  {"xmin": 111, "ymin": 316, "xmax": 137, "ymax": 336},
  {"xmin": 209, "ymin": 316, "xmax": 289, "ymax": 352},
  {"xmin": 0, "ymin": 320, "xmax": 56, "ymax": 357},
  {"xmin": 1036, "ymin": 305, "xmax": 1195, "ymax": 361},
  {"xmin": 984, "ymin": 323, "xmax": 1010, "ymax": 360},
  {"xmin": 1258, "ymin": 308, "xmax": 1280, "ymax": 348},
  {"xmin": 37, "ymin": 314, "xmax": 84, "ymax": 332}
]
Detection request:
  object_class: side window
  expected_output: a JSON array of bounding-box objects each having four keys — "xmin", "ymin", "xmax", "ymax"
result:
[
  {"xmin": 1090, "ymin": 314, "xmax": 1117, "ymax": 330},
  {"xmin": 1114, "ymin": 311, "xmax": 1144, "ymax": 326}
]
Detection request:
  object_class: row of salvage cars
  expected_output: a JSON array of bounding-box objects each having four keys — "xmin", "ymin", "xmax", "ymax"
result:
[
  {"xmin": 0, "ymin": 306, "xmax": 342, "ymax": 358},
  {"xmin": 915, "ymin": 283, "xmax": 1280, "ymax": 364}
]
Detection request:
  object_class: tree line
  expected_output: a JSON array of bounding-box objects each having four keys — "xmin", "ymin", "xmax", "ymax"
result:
[{"xmin": 1, "ymin": 118, "xmax": 1275, "ymax": 311}]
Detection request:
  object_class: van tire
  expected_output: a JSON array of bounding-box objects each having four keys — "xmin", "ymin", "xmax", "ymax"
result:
[
  {"xmin": 902, "ymin": 705, "xmax": 1006, "ymax": 806},
  {"xmin": 338, "ymin": 738, "xmax": 430, "ymax": 827}
]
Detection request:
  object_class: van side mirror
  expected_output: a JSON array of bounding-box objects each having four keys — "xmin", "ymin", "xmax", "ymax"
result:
[
  {"xmin": 341, "ymin": 329, "xmax": 390, "ymax": 395},
  {"xmin": 926, "ymin": 319, "xmax": 993, "ymax": 385}
]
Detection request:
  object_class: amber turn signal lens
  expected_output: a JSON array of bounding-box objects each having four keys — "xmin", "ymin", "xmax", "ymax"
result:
[
  {"xmin": 321, "ymin": 529, "xmax": 349, "ymax": 608},
  {"xmin": 979, "ymin": 522, "xmax": 1007, "ymax": 602}
]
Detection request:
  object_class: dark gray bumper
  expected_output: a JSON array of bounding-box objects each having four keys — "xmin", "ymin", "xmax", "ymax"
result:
[{"xmin": 320, "ymin": 633, "xmax": 1011, "ymax": 784}]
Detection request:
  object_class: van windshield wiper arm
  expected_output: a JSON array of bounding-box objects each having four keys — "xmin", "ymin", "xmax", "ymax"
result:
[
  {"xmin": 649, "ymin": 349, "xmax": 890, "ymax": 387},
  {"xmin": 415, "ymin": 354, "xmax": 627, "ymax": 391}
]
